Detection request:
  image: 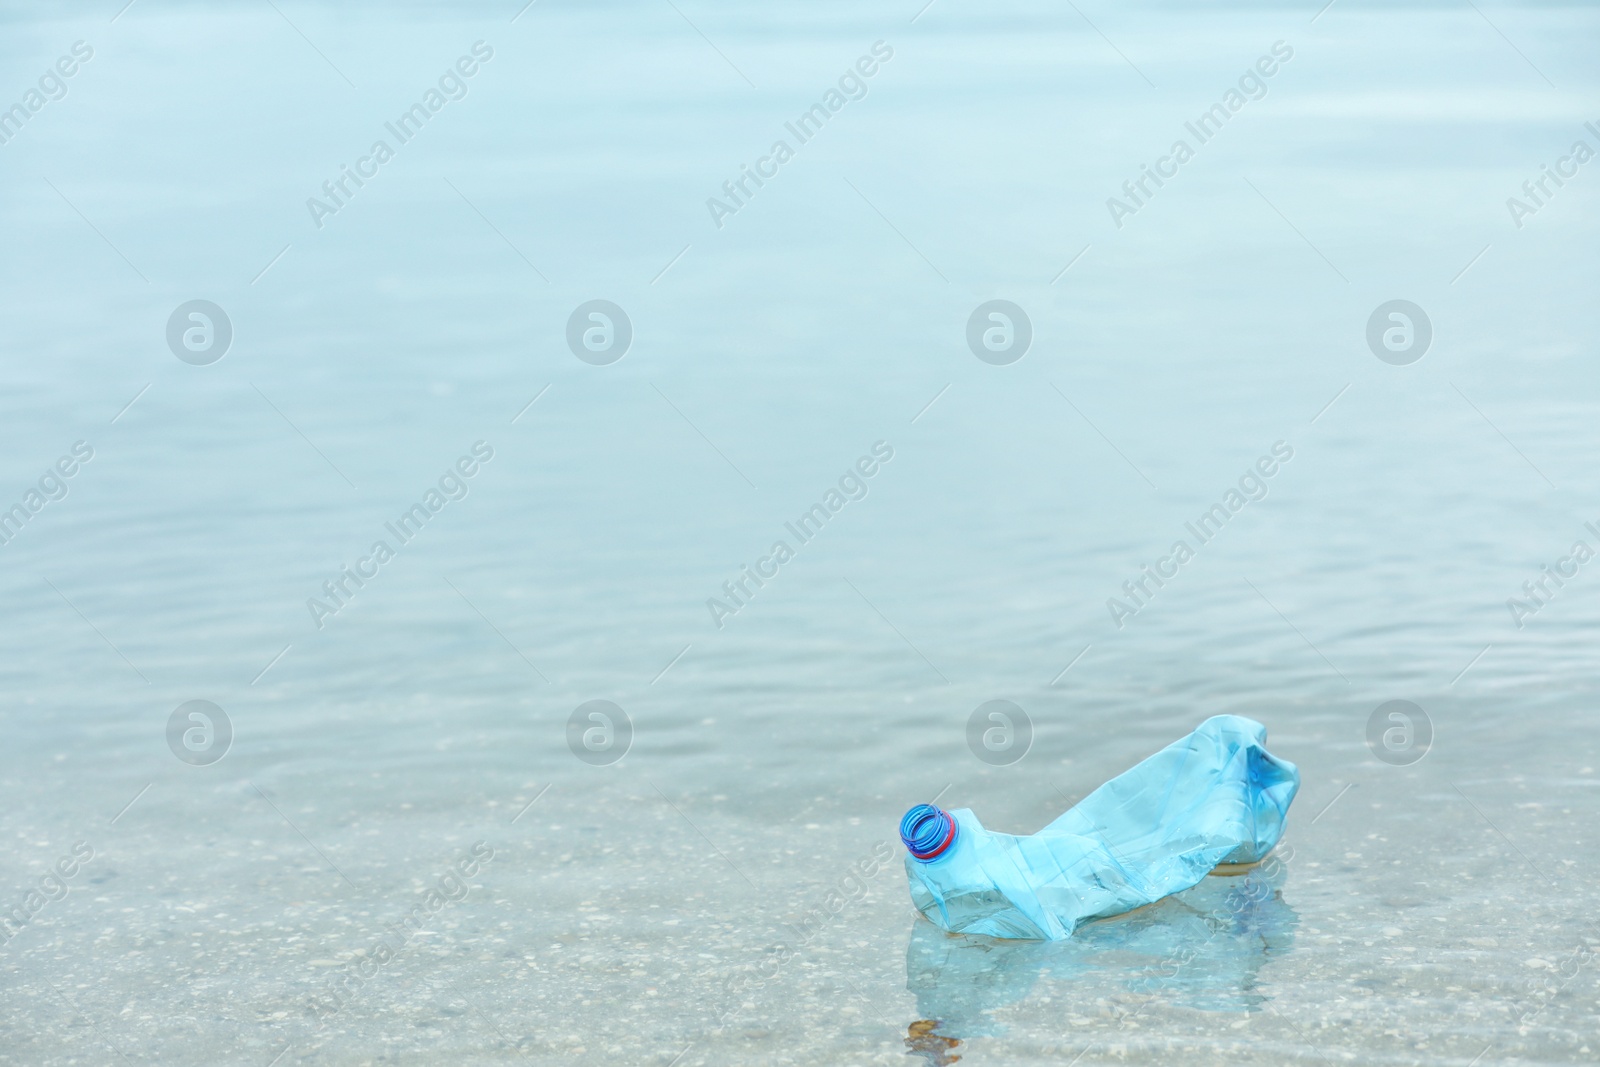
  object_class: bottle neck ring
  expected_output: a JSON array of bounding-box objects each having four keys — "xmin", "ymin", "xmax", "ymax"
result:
[{"xmin": 900, "ymin": 804, "xmax": 957, "ymax": 861}]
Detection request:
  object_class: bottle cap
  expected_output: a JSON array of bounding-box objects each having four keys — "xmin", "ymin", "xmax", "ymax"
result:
[{"xmin": 900, "ymin": 803, "xmax": 957, "ymax": 861}]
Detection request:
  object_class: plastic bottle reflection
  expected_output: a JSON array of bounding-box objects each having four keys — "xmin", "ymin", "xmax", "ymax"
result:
[{"xmin": 903, "ymin": 859, "xmax": 1298, "ymax": 1060}]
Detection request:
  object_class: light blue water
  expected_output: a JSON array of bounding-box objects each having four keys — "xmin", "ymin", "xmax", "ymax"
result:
[{"xmin": 1, "ymin": 2, "xmax": 1598, "ymax": 1064}]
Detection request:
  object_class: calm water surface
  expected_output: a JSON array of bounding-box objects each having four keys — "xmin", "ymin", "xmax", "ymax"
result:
[{"xmin": 1, "ymin": 1, "xmax": 1598, "ymax": 1064}]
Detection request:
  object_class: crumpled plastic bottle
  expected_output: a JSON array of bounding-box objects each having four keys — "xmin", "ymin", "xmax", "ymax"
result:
[{"xmin": 900, "ymin": 714, "xmax": 1299, "ymax": 940}]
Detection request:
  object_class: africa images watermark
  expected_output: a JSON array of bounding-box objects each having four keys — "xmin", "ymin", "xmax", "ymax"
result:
[
  {"xmin": 1506, "ymin": 120, "xmax": 1599, "ymax": 230},
  {"xmin": 0, "ymin": 440, "xmax": 95, "ymax": 550},
  {"xmin": 705, "ymin": 441, "xmax": 894, "ymax": 629},
  {"xmin": 306, "ymin": 41, "xmax": 495, "ymax": 229},
  {"xmin": 307, "ymin": 441, "xmax": 495, "ymax": 629},
  {"xmin": 0, "ymin": 40, "xmax": 93, "ymax": 147},
  {"xmin": 1106, "ymin": 40, "xmax": 1294, "ymax": 229},
  {"xmin": 304, "ymin": 841, "xmax": 494, "ymax": 1022},
  {"xmin": 1, "ymin": 841, "xmax": 95, "ymax": 949},
  {"xmin": 710, "ymin": 839, "xmax": 896, "ymax": 1032},
  {"xmin": 1515, "ymin": 921, "xmax": 1600, "ymax": 1027},
  {"xmin": 1505, "ymin": 520, "xmax": 1600, "ymax": 629},
  {"xmin": 1106, "ymin": 441, "xmax": 1294, "ymax": 628},
  {"xmin": 705, "ymin": 40, "xmax": 894, "ymax": 229},
  {"xmin": 1103, "ymin": 841, "xmax": 1297, "ymax": 1032}
]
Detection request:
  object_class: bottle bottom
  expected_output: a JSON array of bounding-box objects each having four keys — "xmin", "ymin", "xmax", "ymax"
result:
[{"xmin": 1207, "ymin": 858, "xmax": 1265, "ymax": 877}]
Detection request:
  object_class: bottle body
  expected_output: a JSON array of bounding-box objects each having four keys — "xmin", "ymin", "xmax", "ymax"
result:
[{"xmin": 903, "ymin": 715, "xmax": 1299, "ymax": 941}]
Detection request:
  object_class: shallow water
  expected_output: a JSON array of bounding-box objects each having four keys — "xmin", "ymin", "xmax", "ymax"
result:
[{"xmin": 2, "ymin": 1, "xmax": 1598, "ymax": 1064}]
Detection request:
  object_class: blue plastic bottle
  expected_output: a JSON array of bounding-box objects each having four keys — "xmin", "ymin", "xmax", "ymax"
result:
[{"xmin": 901, "ymin": 714, "xmax": 1299, "ymax": 940}]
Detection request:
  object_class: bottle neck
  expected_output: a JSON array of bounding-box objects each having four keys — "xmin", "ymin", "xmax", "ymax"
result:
[{"xmin": 900, "ymin": 804, "xmax": 957, "ymax": 861}]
